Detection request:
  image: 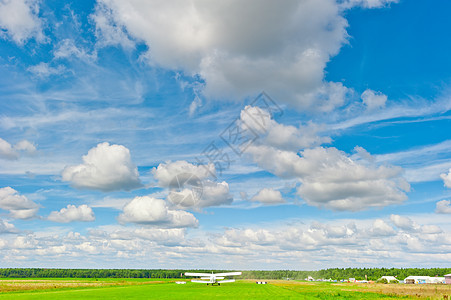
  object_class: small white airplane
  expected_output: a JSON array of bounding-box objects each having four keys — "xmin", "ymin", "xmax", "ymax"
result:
[{"xmin": 184, "ymin": 271, "xmax": 242, "ymax": 285}]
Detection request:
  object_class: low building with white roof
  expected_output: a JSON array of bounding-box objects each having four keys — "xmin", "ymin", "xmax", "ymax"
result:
[
  {"xmin": 404, "ymin": 276, "xmax": 445, "ymax": 284},
  {"xmin": 444, "ymin": 274, "xmax": 451, "ymax": 284},
  {"xmin": 379, "ymin": 276, "xmax": 398, "ymax": 283}
]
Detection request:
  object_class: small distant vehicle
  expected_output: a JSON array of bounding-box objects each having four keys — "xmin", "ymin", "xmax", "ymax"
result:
[{"xmin": 184, "ymin": 271, "xmax": 242, "ymax": 285}]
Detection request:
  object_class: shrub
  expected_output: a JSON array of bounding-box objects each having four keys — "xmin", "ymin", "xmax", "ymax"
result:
[
  {"xmin": 389, "ymin": 280, "xmax": 398, "ymax": 284},
  {"xmin": 377, "ymin": 278, "xmax": 388, "ymax": 284}
]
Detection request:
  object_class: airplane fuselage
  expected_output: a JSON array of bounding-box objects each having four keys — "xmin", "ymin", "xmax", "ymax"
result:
[{"xmin": 185, "ymin": 271, "xmax": 241, "ymax": 285}]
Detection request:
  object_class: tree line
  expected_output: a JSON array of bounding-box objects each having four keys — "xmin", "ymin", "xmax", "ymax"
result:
[
  {"xmin": 239, "ymin": 268, "xmax": 451, "ymax": 281},
  {"xmin": 0, "ymin": 268, "xmax": 449, "ymax": 280}
]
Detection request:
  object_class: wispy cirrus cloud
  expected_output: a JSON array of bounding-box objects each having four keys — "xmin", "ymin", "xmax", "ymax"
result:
[{"xmin": 27, "ymin": 63, "xmax": 67, "ymax": 79}]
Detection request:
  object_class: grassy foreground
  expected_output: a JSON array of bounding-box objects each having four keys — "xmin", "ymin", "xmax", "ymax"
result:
[{"xmin": 0, "ymin": 278, "xmax": 450, "ymax": 299}]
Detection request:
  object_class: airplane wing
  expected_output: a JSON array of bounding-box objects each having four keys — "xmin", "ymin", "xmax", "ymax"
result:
[
  {"xmin": 191, "ymin": 280, "xmax": 210, "ymax": 283},
  {"xmin": 218, "ymin": 279, "xmax": 236, "ymax": 283},
  {"xmin": 214, "ymin": 272, "xmax": 242, "ymax": 277},
  {"xmin": 185, "ymin": 272, "xmax": 213, "ymax": 277}
]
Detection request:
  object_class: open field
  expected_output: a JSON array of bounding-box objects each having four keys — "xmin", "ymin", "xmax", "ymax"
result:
[
  {"xmin": 0, "ymin": 278, "xmax": 168, "ymax": 293},
  {"xmin": 0, "ymin": 278, "xmax": 450, "ymax": 299}
]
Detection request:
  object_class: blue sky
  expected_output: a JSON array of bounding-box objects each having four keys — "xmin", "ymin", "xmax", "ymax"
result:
[{"xmin": 0, "ymin": 0, "xmax": 451, "ymax": 270}]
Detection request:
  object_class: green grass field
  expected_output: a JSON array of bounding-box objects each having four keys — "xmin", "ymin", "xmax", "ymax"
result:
[{"xmin": 1, "ymin": 279, "xmax": 450, "ymax": 299}]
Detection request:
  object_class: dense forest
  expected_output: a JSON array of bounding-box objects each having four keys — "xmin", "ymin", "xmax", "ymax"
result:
[{"xmin": 0, "ymin": 268, "xmax": 450, "ymax": 280}]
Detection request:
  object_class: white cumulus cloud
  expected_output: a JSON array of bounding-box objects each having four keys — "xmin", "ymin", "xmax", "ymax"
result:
[
  {"xmin": 0, "ymin": 187, "xmax": 39, "ymax": 219},
  {"xmin": 62, "ymin": 142, "xmax": 142, "ymax": 192},
  {"xmin": 246, "ymin": 145, "xmax": 409, "ymax": 211},
  {"xmin": 13, "ymin": 140, "xmax": 36, "ymax": 154},
  {"xmin": 390, "ymin": 214, "xmax": 443, "ymax": 234},
  {"xmin": 75, "ymin": 242, "xmax": 97, "ymax": 254},
  {"xmin": 0, "ymin": 218, "xmax": 18, "ymax": 233},
  {"xmin": 390, "ymin": 214, "xmax": 418, "ymax": 231},
  {"xmin": 245, "ymin": 145, "xmax": 306, "ymax": 179},
  {"xmin": 12, "ymin": 235, "xmax": 37, "ymax": 249},
  {"xmin": 198, "ymin": 180, "xmax": 232, "ymax": 207},
  {"xmin": 168, "ymin": 180, "xmax": 232, "ymax": 209},
  {"xmin": 0, "ymin": 0, "xmax": 44, "ymax": 45},
  {"xmin": 0, "ymin": 138, "xmax": 36, "ymax": 160},
  {"xmin": 0, "ymin": 138, "xmax": 18, "ymax": 160},
  {"xmin": 370, "ymin": 219, "xmax": 395, "ymax": 236},
  {"xmin": 250, "ymin": 188, "xmax": 284, "ymax": 205},
  {"xmin": 240, "ymin": 106, "xmax": 331, "ymax": 151},
  {"xmin": 440, "ymin": 168, "xmax": 451, "ymax": 188},
  {"xmin": 118, "ymin": 196, "xmax": 198, "ymax": 228},
  {"xmin": 152, "ymin": 160, "xmax": 215, "ymax": 188},
  {"xmin": 361, "ymin": 89, "xmax": 387, "ymax": 111},
  {"xmin": 153, "ymin": 161, "xmax": 232, "ymax": 209},
  {"xmin": 47, "ymin": 204, "xmax": 95, "ymax": 223},
  {"xmin": 436, "ymin": 200, "xmax": 451, "ymax": 214},
  {"xmin": 296, "ymin": 147, "xmax": 409, "ymax": 211},
  {"xmin": 239, "ymin": 107, "xmax": 408, "ymax": 211},
  {"xmin": 420, "ymin": 224, "xmax": 442, "ymax": 234},
  {"xmin": 91, "ymin": 0, "xmax": 352, "ymax": 111}
]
